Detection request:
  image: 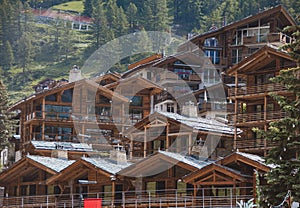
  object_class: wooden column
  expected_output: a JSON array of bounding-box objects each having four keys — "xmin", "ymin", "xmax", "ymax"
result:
[
  {"xmin": 111, "ymin": 179, "xmax": 116, "ymax": 207},
  {"xmin": 253, "ymin": 170, "xmax": 257, "ymax": 202},
  {"xmin": 234, "ymin": 72, "xmax": 239, "ymax": 150},
  {"xmin": 144, "ymin": 127, "xmax": 147, "ymax": 158},
  {"xmin": 42, "ymin": 98, "xmax": 45, "ymax": 141},
  {"xmin": 81, "ymin": 124, "xmax": 85, "ymax": 143},
  {"xmin": 166, "ymin": 124, "xmax": 169, "ymax": 151},
  {"xmin": 264, "ymin": 95, "xmax": 268, "ymax": 156},
  {"xmin": 188, "ymin": 133, "xmax": 192, "ymax": 155},
  {"xmin": 130, "ymin": 135, "xmax": 133, "ymax": 160}
]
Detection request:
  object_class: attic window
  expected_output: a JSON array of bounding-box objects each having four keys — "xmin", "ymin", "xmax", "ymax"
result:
[
  {"xmin": 61, "ymin": 89, "xmax": 73, "ymax": 103},
  {"xmin": 45, "ymin": 93, "xmax": 57, "ymax": 102}
]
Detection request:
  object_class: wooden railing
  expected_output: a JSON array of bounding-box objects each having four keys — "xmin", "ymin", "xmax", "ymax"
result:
[
  {"xmin": 228, "ymin": 111, "xmax": 287, "ymax": 124},
  {"xmin": 236, "ymin": 138, "xmax": 278, "ymax": 150},
  {"xmin": 228, "ymin": 83, "xmax": 286, "ymax": 97}
]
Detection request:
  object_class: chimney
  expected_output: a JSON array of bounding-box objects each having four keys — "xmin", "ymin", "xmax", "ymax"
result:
[
  {"xmin": 69, "ymin": 65, "xmax": 82, "ymax": 82},
  {"xmin": 51, "ymin": 144, "xmax": 68, "ymax": 159},
  {"xmin": 109, "ymin": 144, "xmax": 127, "ymax": 164},
  {"xmin": 181, "ymin": 101, "xmax": 198, "ymax": 118}
]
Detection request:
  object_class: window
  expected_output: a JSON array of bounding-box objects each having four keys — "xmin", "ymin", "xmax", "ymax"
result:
[
  {"xmin": 205, "ymin": 50, "xmax": 220, "ymax": 64},
  {"xmin": 129, "ymin": 96, "xmax": 143, "ymax": 106},
  {"xmin": 147, "ymin": 71, "xmax": 152, "ymax": 80},
  {"xmin": 45, "ymin": 93, "xmax": 57, "ymax": 102},
  {"xmin": 61, "ymin": 89, "xmax": 73, "ymax": 103},
  {"xmin": 174, "ymin": 68, "xmax": 192, "ymax": 80},
  {"xmin": 167, "ymin": 103, "xmax": 174, "ymax": 112},
  {"xmin": 203, "ymin": 69, "xmax": 221, "ymax": 85},
  {"xmin": 231, "ymin": 49, "xmax": 242, "ymax": 64}
]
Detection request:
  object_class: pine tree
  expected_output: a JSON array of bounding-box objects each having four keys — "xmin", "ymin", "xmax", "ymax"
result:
[
  {"xmin": 126, "ymin": 2, "xmax": 137, "ymax": 33},
  {"xmin": 258, "ymin": 21, "xmax": 300, "ymax": 207},
  {"xmin": 83, "ymin": 0, "xmax": 93, "ymax": 17},
  {"xmin": 16, "ymin": 32, "xmax": 34, "ymax": 73},
  {"xmin": 0, "ymin": 80, "xmax": 14, "ymax": 148},
  {"xmin": 91, "ymin": 1, "xmax": 115, "ymax": 49},
  {"xmin": 1, "ymin": 40, "xmax": 14, "ymax": 70}
]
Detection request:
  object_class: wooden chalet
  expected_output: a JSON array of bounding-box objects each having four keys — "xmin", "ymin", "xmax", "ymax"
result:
[
  {"xmin": 0, "ymin": 155, "xmax": 75, "ymax": 199},
  {"xmin": 123, "ymin": 110, "xmax": 241, "ymax": 159},
  {"xmin": 183, "ymin": 152, "xmax": 271, "ymax": 203},
  {"xmin": 117, "ymin": 150, "xmax": 211, "ymax": 207},
  {"xmin": 180, "ymin": 5, "xmax": 296, "ymax": 83},
  {"xmin": 46, "ymin": 150, "xmax": 131, "ymax": 207},
  {"xmin": 226, "ymin": 45, "xmax": 296, "ymax": 155}
]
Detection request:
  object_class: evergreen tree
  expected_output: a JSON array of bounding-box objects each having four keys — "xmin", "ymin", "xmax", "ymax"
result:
[
  {"xmin": 16, "ymin": 32, "xmax": 34, "ymax": 73},
  {"xmin": 83, "ymin": 0, "xmax": 93, "ymax": 17},
  {"xmin": 258, "ymin": 21, "xmax": 300, "ymax": 206},
  {"xmin": 126, "ymin": 2, "xmax": 138, "ymax": 33},
  {"xmin": 0, "ymin": 80, "xmax": 14, "ymax": 148},
  {"xmin": 91, "ymin": 0, "xmax": 114, "ymax": 49},
  {"xmin": 115, "ymin": 7, "xmax": 128, "ymax": 37},
  {"xmin": 1, "ymin": 40, "xmax": 14, "ymax": 70}
]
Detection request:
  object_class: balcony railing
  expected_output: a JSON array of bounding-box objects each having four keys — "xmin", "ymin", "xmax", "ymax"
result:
[
  {"xmin": 228, "ymin": 111, "xmax": 287, "ymax": 125},
  {"xmin": 236, "ymin": 138, "xmax": 278, "ymax": 150},
  {"xmin": 241, "ymin": 33, "xmax": 292, "ymax": 45},
  {"xmin": 199, "ymin": 102, "xmax": 234, "ymax": 113},
  {"xmin": 228, "ymin": 83, "xmax": 287, "ymax": 97},
  {"xmin": 25, "ymin": 111, "xmax": 142, "ymax": 125},
  {"xmin": 1, "ymin": 187, "xmax": 253, "ymax": 208}
]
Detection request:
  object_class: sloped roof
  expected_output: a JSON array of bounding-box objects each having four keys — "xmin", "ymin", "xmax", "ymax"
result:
[
  {"xmin": 186, "ymin": 5, "xmax": 296, "ymax": 45},
  {"xmin": 218, "ymin": 151, "xmax": 273, "ymax": 172},
  {"xmin": 118, "ymin": 151, "xmax": 212, "ymax": 177},
  {"xmin": 0, "ymin": 155, "xmax": 75, "ymax": 185},
  {"xmin": 30, "ymin": 141, "xmax": 93, "ymax": 152},
  {"xmin": 227, "ymin": 45, "xmax": 295, "ymax": 76},
  {"xmin": 148, "ymin": 111, "xmax": 241, "ymax": 135},
  {"xmin": 158, "ymin": 150, "xmax": 212, "ymax": 169},
  {"xmin": 183, "ymin": 162, "xmax": 252, "ymax": 185},
  {"xmin": 82, "ymin": 157, "xmax": 132, "ymax": 175},
  {"xmin": 27, "ymin": 155, "xmax": 75, "ymax": 172}
]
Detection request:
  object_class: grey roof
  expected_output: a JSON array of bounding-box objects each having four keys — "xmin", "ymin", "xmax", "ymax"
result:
[
  {"xmin": 158, "ymin": 150, "xmax": 212, "ymax": 169},
  {"xmin": 27, "ymin": 155, "xmax": 75, "ymax": 172},
  {"xmin": 31, "ymin": 141, "xmax": 93, "ymax": 152},
  {"xmin": 156, "ymin": 111, "xmax": 241, "ymax": 135},
  {"xmin": 236, "ymin": 151, "xmax": 275, "ymax": 168},
  {"xmin": 82, "ymin": 157, "xmax": 132, "ymax": 174}
]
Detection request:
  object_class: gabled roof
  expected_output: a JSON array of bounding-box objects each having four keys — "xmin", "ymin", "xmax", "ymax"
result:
[
  {"xmin": 0, "ymin": 155, "xmax": 75, "ymax": 185},
  {"xmin": 117, "ymin": 151, "xmax": 212, "ymax": 177},
  {"xmin": 10, "ymin": 78, "xmax": 129, "ymax": 111},
  {"xmin": 186, "ymin": 5, "xmax": 296, "ymax": 44},
  {"xmin": 105, "ymin": 76, "xmax": 164, "ymax": 95},
  {"xmin": 152, "ymin": 51, "xmax": 206, "ymax": 68},
  {"xmin": 183, "ymin": 163, "xmax": 252, "ymax": 185},
  {"xmin": 124, "ymin": 111, "xmax": 241, "ymax": 136},
  {"xmin": 217, "ymin": 151, "xmax": 273, "ymax": 172},
  {"xmin": 93, "ymin": 72, "xmax": 121, "ymax": 84},
  {"xmin": 227, "ymin": 45, "xmax": 295, "ymax": 76},
  {"xmin": 27, "ymin": 155, "xmax": 75, "ymax": 172},
  {"xmin": 47, "ymin": 157, "xmax": 131, "ymax": 184}
]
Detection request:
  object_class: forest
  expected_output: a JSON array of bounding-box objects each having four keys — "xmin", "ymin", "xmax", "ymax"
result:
[{"xmin": 0, "ymin": 0, "xmax": 299, "ymax": 102}]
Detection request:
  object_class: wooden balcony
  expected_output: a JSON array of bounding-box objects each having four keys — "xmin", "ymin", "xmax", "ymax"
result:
[
  {"xmin": 25, "ymin": 111, "xmax": 142, "ymax": 125},
  {"xmin": 228, "ymin": 111, "xmax": 286, "ymax": 125},
  {"xmin": 242, "ymin": 33, "xmax": 292, "ymax": 45},
  {"xmin": 228, "ymin": 83, "xmax": 287, "ymax": 97},
  {"xmin": 236, "ymin": 138, "xmax": 278, "ymax": 150},
  {"xmin": 199, "ymin": 102, "xmax": 234, "ymax": 113}
]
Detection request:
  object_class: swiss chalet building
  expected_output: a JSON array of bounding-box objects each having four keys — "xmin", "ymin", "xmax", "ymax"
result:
[{"xmin": 0, "ymin": 5, "xmax": 297, "ymax": 207}]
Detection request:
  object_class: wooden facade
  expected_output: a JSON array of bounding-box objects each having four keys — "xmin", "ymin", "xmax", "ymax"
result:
[
  {"xmin": 227, "ymin": 46, "xmax": 296, "ymax": 155},
  {"xmin": 0, "ymin": 5, "xmax": 297, "ymax": 207}
]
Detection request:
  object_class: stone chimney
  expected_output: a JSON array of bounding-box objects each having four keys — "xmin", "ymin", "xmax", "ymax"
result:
[
  {"xmin": 110, "ymin": 144, "xmax": 127, "ymax": 164},
  {"xmin": 69, "ymin": 65, "xmax": 82, "ymax": 82},
  {"xmin": 181, "ymin": 101, "xmax": 198, "ymax": 118},
  {"xmin": 51, "ymin": 144, "xmax": 68, "ymax": 159}
]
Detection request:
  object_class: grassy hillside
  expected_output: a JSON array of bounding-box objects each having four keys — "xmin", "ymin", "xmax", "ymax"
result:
[{"xmin": 52, "ymin": 1, "xmax": 84, "ymax": 13}]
